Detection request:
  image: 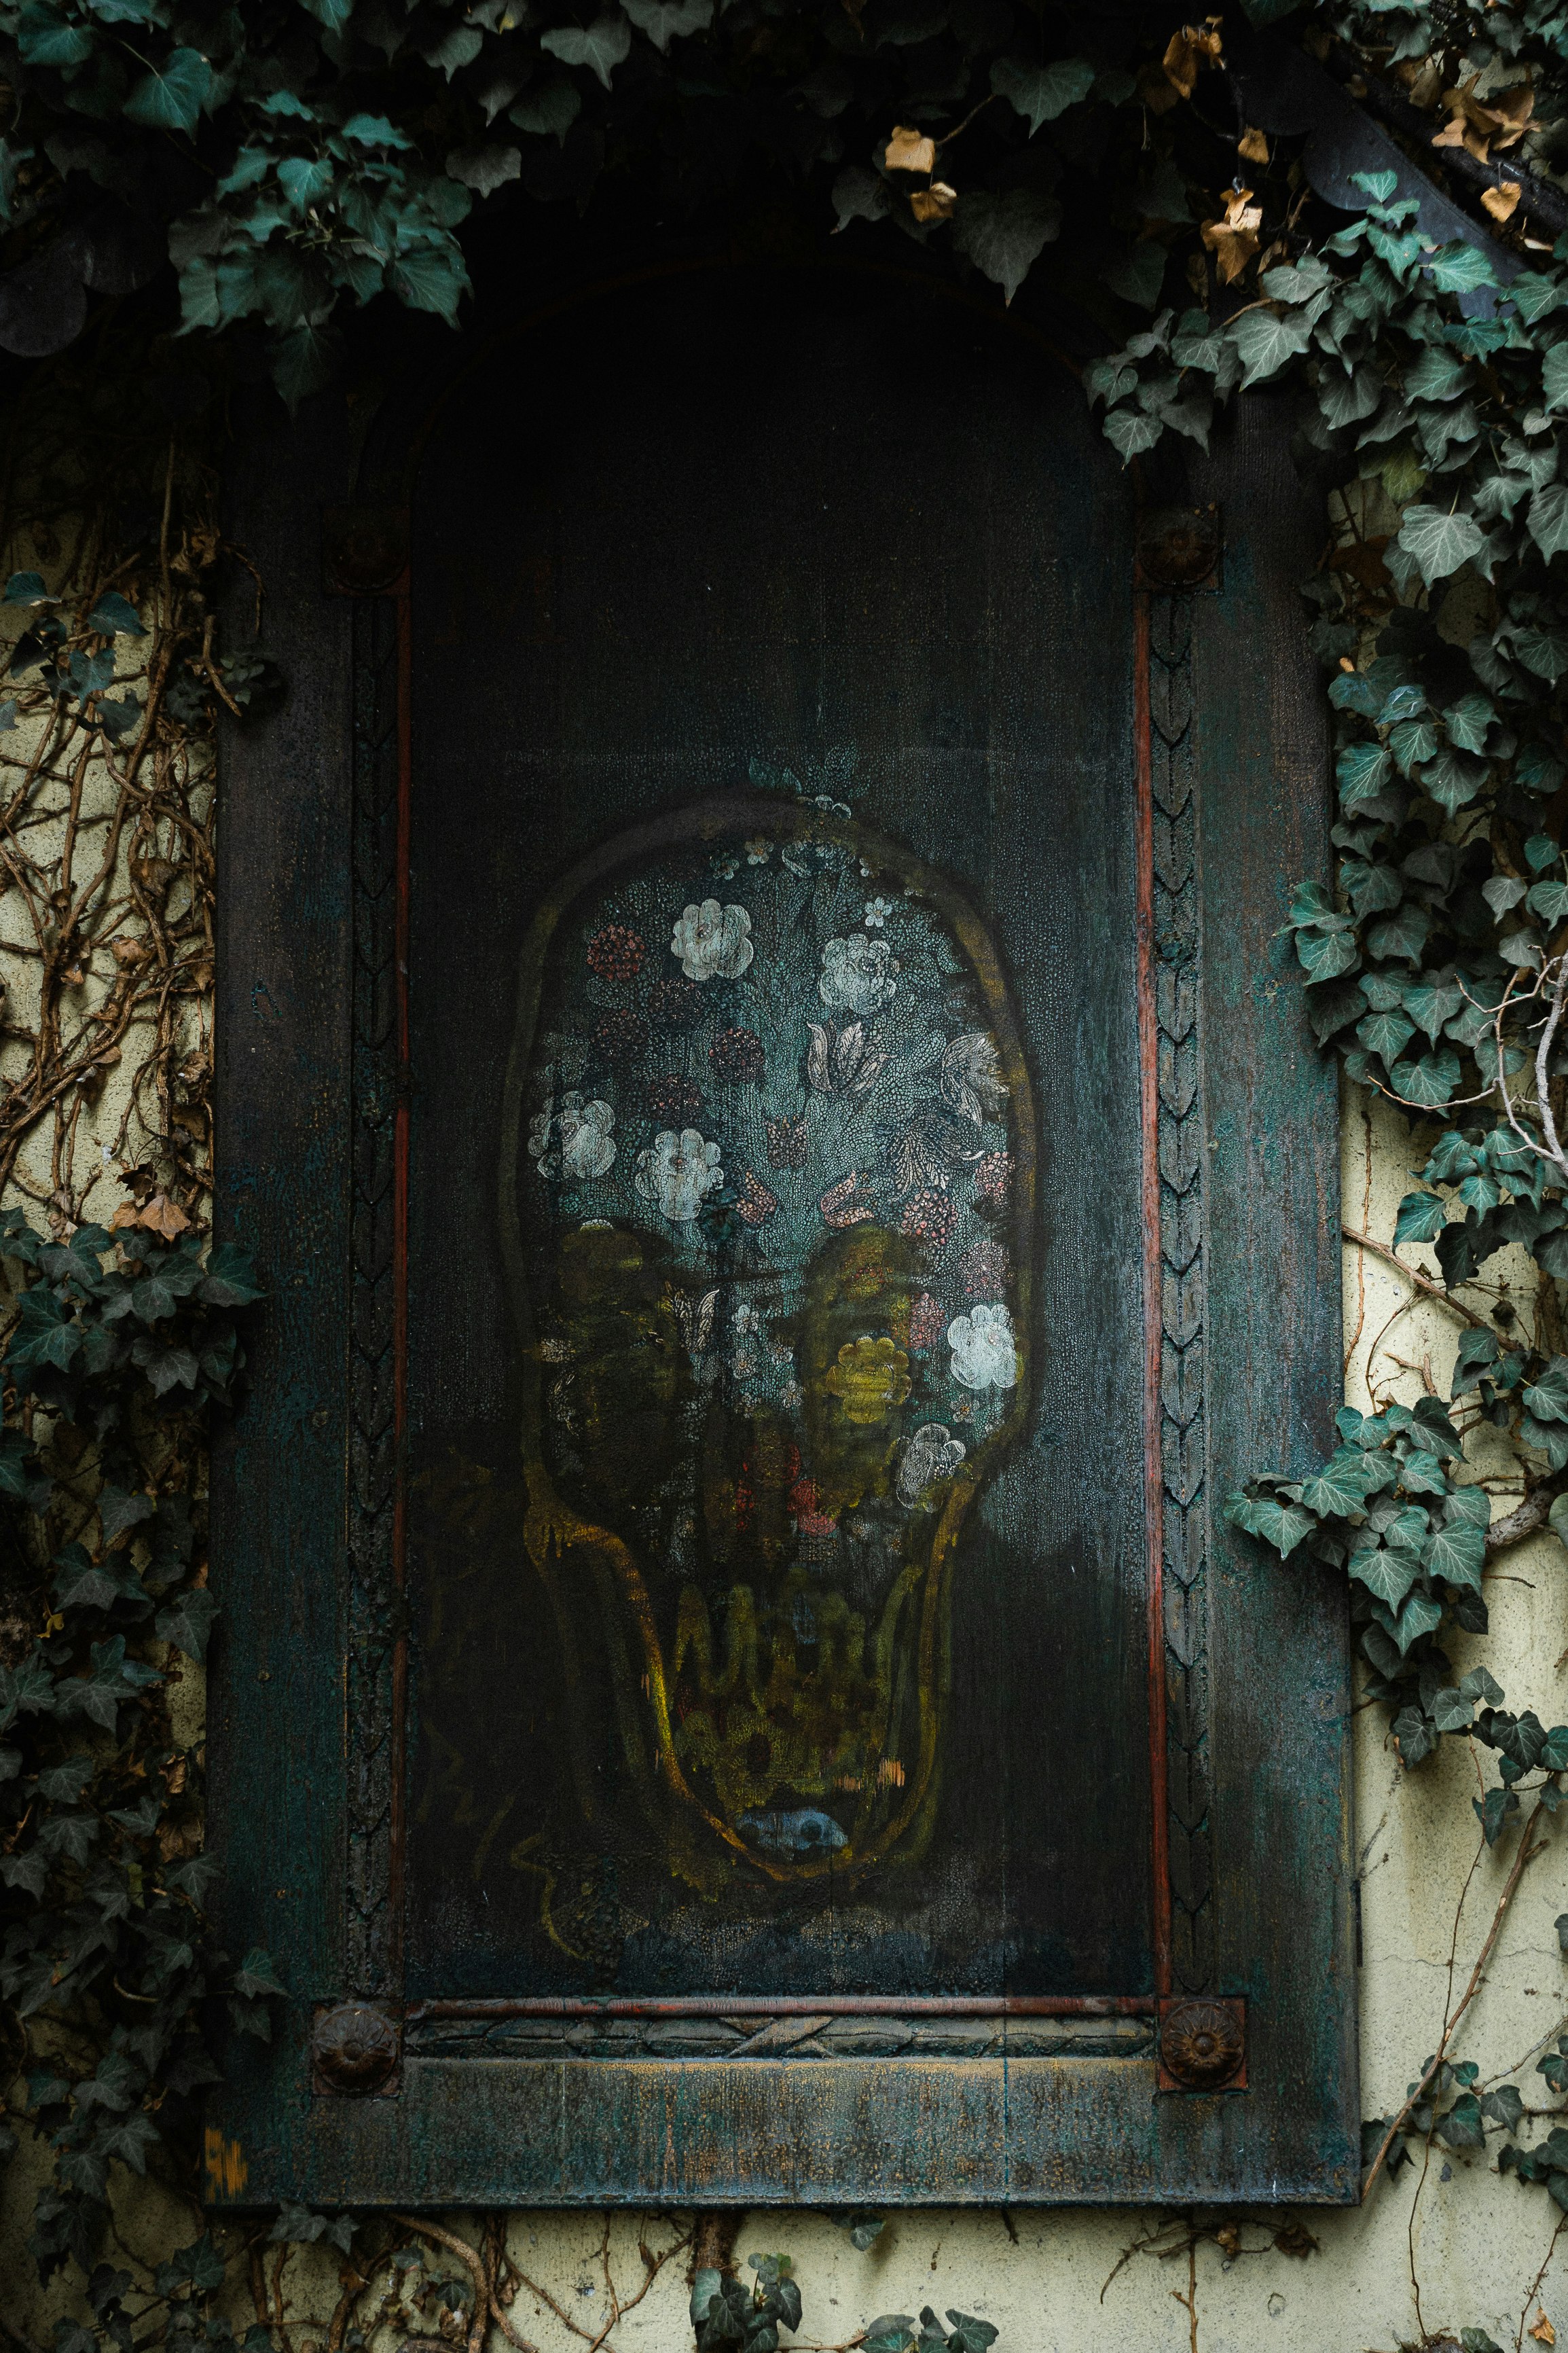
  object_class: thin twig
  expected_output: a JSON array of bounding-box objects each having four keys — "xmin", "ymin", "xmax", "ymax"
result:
[
  {"xmin": 1364, "ymin": 1795, "xmax": 1554, "ymax": 2194},
  {"xmin": 1341, "ymin": 1223, "xmax": 1491, "ymax": 1328}
]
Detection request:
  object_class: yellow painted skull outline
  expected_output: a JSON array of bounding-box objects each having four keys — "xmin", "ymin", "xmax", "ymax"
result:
[{"xmin": 498, "ymin": 792, "xmax": 1036, "ymax": 1894}]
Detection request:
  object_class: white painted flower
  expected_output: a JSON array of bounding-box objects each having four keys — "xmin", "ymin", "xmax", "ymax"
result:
[
  {"xmin": 558, "ymin": 1094, "xmax": 616, "ymax": 1180},
  {"xmin": 527, "ymin": 1098, "xmax": 556, "ymax": 1168},
  {"xmin": 745, "ymin": 838, "xmax": 772, "ymax": 864},
  {"xmin": 896, "ymin": 1422, "xmax": 968, "ymax": 1508},
  {"xmin": 529, "ymin": 1092, "xmax": 616, "ymax": 1181},
  {"xmin": 947, "ymin": 1303, "xmax": 1019, "ymax": 1393},
  {"xmin": 819, "ymin": 933, "xmax": 898, "ymax": 1017},
  {"xmin": 671, "ymin": 898, "xmax": 754, "ymax": 982},
  {"xmin": 863, "ymin": 897, "xmax": 894, "ymax": 929},
  {"xmin": 636, "ymin": 1128, "xmax": 724, "ymax": 1222}
]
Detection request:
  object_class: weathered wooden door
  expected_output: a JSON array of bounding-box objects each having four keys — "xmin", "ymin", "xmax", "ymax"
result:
[{"xmin": 210, "ymin": 256, "xmax": 1356, "ymax": 2206}]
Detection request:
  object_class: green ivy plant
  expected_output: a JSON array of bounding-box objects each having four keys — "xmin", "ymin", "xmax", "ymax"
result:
[
  {"xmin": 691, "ymin": 2254, "xmax": 804, "ymax": 2353},
  {"xmin": 0, "ymin": 1206, "xmax": 276, "ymax": 2297}
]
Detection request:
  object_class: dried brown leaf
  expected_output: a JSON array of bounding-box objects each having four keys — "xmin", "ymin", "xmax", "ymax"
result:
[
  {"xmin": 1482, "ymin": 179, "xmax": 1522, "ymax": 222},
  {"xmin": 884, "ymin": 124, "xmax": 936, "ymax": 174},
  {"xmin": 1237, "ymin": 125, "xmax": 1269, "ymax": 163},
  {"xmin": 1162, "ymin": 17, "xmax": 1224, "ymax": 99},
  {"xmin": 910, "ymin": 180, "xmax": 957, "ymax": 222},
  {"xmin": 137, "ymin": 1193, "xmax": 191, "ymax": 1239},
  {"xmin": 1200, "ymin": 186, "xmax": 1262, "ymax": 284}
]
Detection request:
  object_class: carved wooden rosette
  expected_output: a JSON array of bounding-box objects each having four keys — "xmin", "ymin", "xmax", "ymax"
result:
[{"xmin": 312, "ymin": 1999, "xmax": 402, "ymax": 2096}]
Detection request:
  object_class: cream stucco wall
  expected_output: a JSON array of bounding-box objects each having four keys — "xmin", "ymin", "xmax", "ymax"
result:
[{"xmin": 2, "ymin": 1079, "xmax": 1564, "ymax": 2349}]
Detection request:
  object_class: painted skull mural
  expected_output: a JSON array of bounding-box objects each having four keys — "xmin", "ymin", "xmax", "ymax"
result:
[{"xmin": 500, "ymin": 792, "xmax": 1034, "ymax": 1896}]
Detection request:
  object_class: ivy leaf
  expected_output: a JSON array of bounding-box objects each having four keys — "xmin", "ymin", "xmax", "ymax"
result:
[
  {"xmin": 58, "ymin": 1636, "xmax": 162, "ymax": 1730},
  {"xmin": 1349, "ymin": 1543, "xmax": 1422, "ymax": 1609},
  {"xmin": 1404, "ymin": 980, "xmax": 1462, "ymax": 1043},
  {"xmin": 1330, "ymin": 670, "xmax": 1384, "ymax": 718},
  {"xmin": 1529, "ymin": 480, "xmax": 1568, "ymax": 562},
  {"xmin": 36, "ymin": 1750, "xmax": 94, "ymax": 1802},
  {"xmin": 1391, "ymin": 1702, "xmax": 1438, "ymax": 1766},
  {"xmin": 1368, "ymin": 903, "xmax": 1432, "ymax": 963},
  {"xmin": 16, "ymin": 5, "xmax": 92, "ymax": 67},
  {"xmin": 951, "ymin": 189, "xmax": 1061, "ymax": 306},
  {"xmin": 1423, "ymin": 1518, "xmax": 1484, "ymax": 1589},
  {"xmin": 1525, "ymin": 1360, "xmax": 1568, "ymax": 1422},
  {"xmin": 1104, "ymin": 244, "xmax": 1167, "ymax": 312},
  {"xmin": 509, "ymin": 80, "xmax": 582, "ymax": 142},
  {"xmin": 1510, "ymin": 272, "xmax": 1567, "ymax": 323},
  {"xmin": 1427, "ymin": 243, "xmax": 1497, "ymax": 294},
  {"xmin": 1475, "ymin": 1784, "xmax": 1520, "ymax": 1844},
  {"xmin": 1394, "ymin": 1585, "xmax": 1444, "ymax": 1653},
  {"xmin": 1243, "ymin": 1496, "xmax": 1318, "ymax": 1556},
  {"xmin": 340, "ymin": 113, "xmax": 414, "ymax": 149},
  {"xmin": 1294, "ymin": 924, "xmax": 1360, "ymax": 982},
  {"xmin": 1544, "ymin": 343, "xmax": 1568, "ymax": 414},
  {"xmin": 155, "ymin": 1586, "xmax": 219, "ymax": 1663},
  {"xmin": 620, "ymin": 0, "xmax": 713, "ymax": 49},
  {"xmin": 85, "ymin": 591, "xmax": 144, "ymax": 638},
  {"xmin": 97, "ymin": 2110, "xmax": 160, "ymax": 2173},
  {"xmin": 1104, "ymin": 408, "xmax": 1164, "ymax": 462},
  {"xmin": 1451, "ymin": 1326, "xmax": 1499, "ymax": 1392},
  {"xmin": 389, "ymin": 247, "xmax": 470, "ymax": 327},
  {"xmin": 124, "ymin": 48, "xmax": 213, "ymax": 135},
  {"xmin": 1391, "ymin": 1190, "xmax": 1446, "ymax": 1251},
  {"xmin": 1, "ymin": 571, "xmax": 54, "ymax": 608},
  {"xmin": 1406, "ymin": 348, "xmax": 1471, "ymax": 403},
  {"xmin": 1319, "ymin": 366, "xmax": 1382, "ymax": 431},
  {"xmin": 445, "ymin": 143, "xmax": 522, "ymax": 196},
  {"xmin": 541, "ymin": 12, "xmax": 632, "ymax": 89},
  {"xmin": 988, "ymin": 56, "xmax": 1095, "ymax": 134},
  {"xmin": 1396, "ymin": 507, "xmax": 1486, "ymax": 587},
  {"xmin": 1429, "ymin": 1685, "xmax": 1479, "ymax": 1732},
  {"xmin": 1358, "ymin": 1008, "xmax": 1415, "ymax": 1061},
  {"xmin": 1389, "ymin": 719, "xmax": 1442, "ymax": 775},
  {"xmin": 1389, "ymin": 1048, "xmax": 1460, "ymax": 1107},
  {"xmin": 233, "ymin": 1945, "xmax": 288, "ymax": 1999},
  {"xmin": 1226, "ymin": 306, "xmax": 1314, "ymax": 389},
  {"xmin": 421, "ymin": 23, "xmax": 483, "ymax": 74},
  {"xmin": 1298, "ymin": 1449, "xmax": 1379, "ymax": 1515},
  {"xmin": 1419, "ymin": 747, "xmax": 1489, "ymax": 814},
  {"xmin": 1515, "ymin": 624, "xmax": 1568, "ymax": 682},
  {"xmin": 199, "ymin": 1243, "xmax": 264, "ymax": 1307},
  {"xmin": 1436, "ymin": 2092, "xmax": 1485, "ymax": 2148},
  {"xmin": 945, "ymin": 2318, "xmax": 999, "ymax": 2353},
  {"xmin": 99, "ymin": 1484, "xmax": 155, "ymax": 1547},
  {"xmin": 1336, "ymin": 743, "xmax": 1392, "ymax": 803},
  {"xmin": 8, "ymin": 1285, "xmax": 81, "ymax": 1374},
  {"xmin": 1444, "ymin": 693, "xmax": 1496, "ymax": 754},
  {"xmin": 0, "ymin": 1426, "xmax": 39, "ymax": 1499}
]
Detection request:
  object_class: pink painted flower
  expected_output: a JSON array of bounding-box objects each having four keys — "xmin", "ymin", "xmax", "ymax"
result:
[
  {"xmin": 958, "ymin": 1238, "xmax": 1011, "ymax": 1298},
  {"xmin": 909, "ymin": 1293, "xmax": 946, "ymax": 1353},
  {"xmin": 974, "ymin": 1150, "xmax": 1012, "ymax": 1206}
]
